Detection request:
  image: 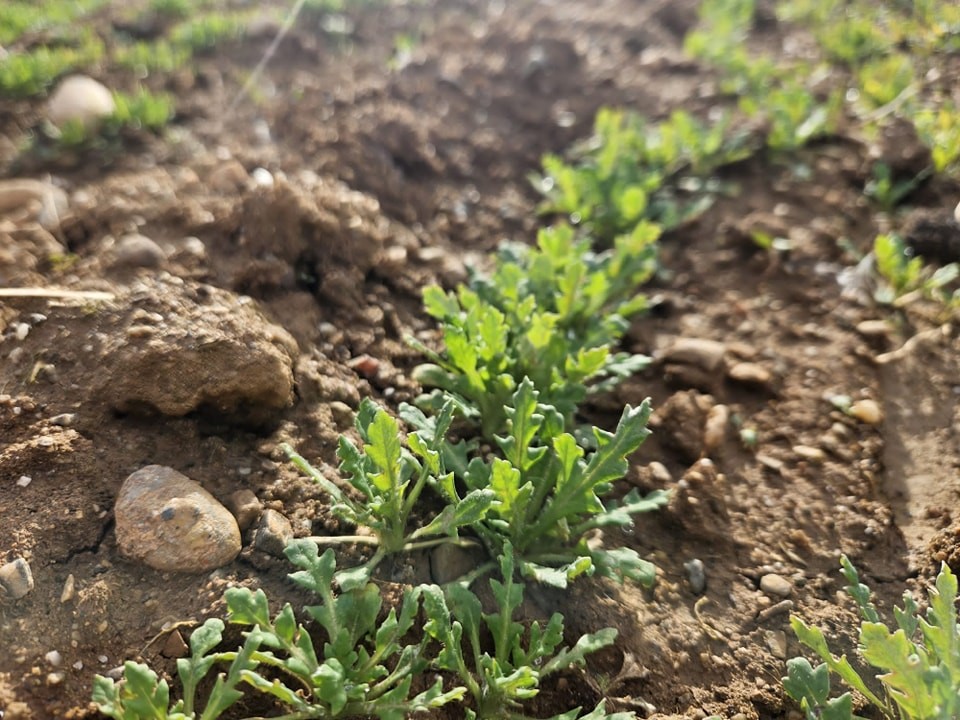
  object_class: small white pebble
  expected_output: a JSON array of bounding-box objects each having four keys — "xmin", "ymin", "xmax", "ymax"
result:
[
  {"xmin": 61, "ymin": 574, "xmax": 76, "ymax": 603},
  {"xmin": 47, "ymin": 672, "xmax": 65, "ymax": 686},
  {"xmin": 37, "ymin": 436, "xmax": 55, "ymax": 447},
  {"xmin": 45, "ymin": 650, "xmax": 62, "ymax": 667},
  {"xmin": 98, "ymin": 655, "xmax": 109, "ymax": 664},
  {"xmin": 72, "ymin": 660, "xmax": 84, "ymax": 670},
  {"xmin": 17, "ymin": 476, "xmax": 32, "ymax": 487},
  {"xmin": 15, "ymin": 323, "xmax": 29, "ymax": 341},
  {"xmin": 252, "ymin": 168, "xmax": 274, "ymax": 187}
]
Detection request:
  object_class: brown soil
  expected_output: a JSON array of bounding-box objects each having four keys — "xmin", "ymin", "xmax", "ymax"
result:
[{"xmin": 2, "ymin": 0, "xmax": 960, "ymax": 718}]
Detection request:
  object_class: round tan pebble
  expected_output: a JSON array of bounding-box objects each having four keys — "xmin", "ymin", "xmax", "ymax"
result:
[
  {"xmin": 849, "ymin": 399, "xmax": 882, "ymax": 425},
  {"xmin": 115, "ymin": 466, "xmax": 241, "ymax": 573},
  {"xmin": 727, "ymin": 362, "xmax": 772, "ymax": 386},
  {"xmin": 47, "ymin": 75, "xmax": 116, "ymax": 130},
  {"xmin": 760, "ymin": 573, "xmax": 793, "ymax": 598}
]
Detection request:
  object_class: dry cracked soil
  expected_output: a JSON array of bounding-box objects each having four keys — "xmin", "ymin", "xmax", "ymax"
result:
[{"xmin": 1, "ymin": 0, "xmax": 960, "ymax": 718}]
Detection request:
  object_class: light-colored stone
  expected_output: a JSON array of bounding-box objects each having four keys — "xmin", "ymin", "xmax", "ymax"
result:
[
  {"xmin": 226, "ymin": 489, "xmax": 262, "ymax": 532},
  {"xmin": 60, "ymin": 574, "xmax": 76, "ymax": 604},
  {"xmin": 661, "ymin": 338, "xmax": 726, "ymax": 372},
  {"xmin": 103, "ymin": 278, "xmax": 297, "ymax": 425},
  {"xmin": 647, "ymin": 461, "xmax": 672, "ymax": 484},
  {"xmin": 856, "ymin": 320, "xmax": 890, "ymax": 338},
  {"xmin": 765, "ymin": 630, "xmax": 788, "ymax": 659},
  {"xmin": 760, "ymin": 573, "xmax": 793, "ymax": 598},
  {"xmin": 113, "ymin": 233, "xmax": 165, "ymax": 269},
  {"xmin": 253, "ymin": 509, "xmax": 293, "ymax": 557},
  {"xmin": 850, "ymin": 399, "xmax": 882, "ymax": 425},
  {"xmin": 0, "ymin": 557, "xmax": 34, "ymax": 600},
  {"xmin": 793, "ymin": 445, "xmax": 826, "ymax": 463},
  {"xmin": 727, "ymin": 362, "xmax": 772, "ymax": 386},
  {"xmin": 703, "ymin": 404, "xmax": 729, "ymax": 453},
  {"xmin": 47, "ymin": 75, "xmax": 115, "ymax": 130},
  {"xmin": 0, "ymin": 179, "xmax": 69, "ymax": 229},
  {"xmin": 115, "ymin": 465, "xmax": 241, "ymax": 573}
]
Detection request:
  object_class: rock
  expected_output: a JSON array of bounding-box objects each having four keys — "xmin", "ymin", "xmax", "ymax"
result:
[
  {"xmin": 207, "ymin": 160, "xmax": 250, "ymax": 194},
  {"xmin": 756, "ymin": 454, "xmax": 784, "ymax": 473},
  {"xmin": 793, "ymin": 445, "xmax": 825, "ymax": 463},
  {"xmin": 47, "ymin": 75, "xmax": 116, "ymax": 130},
  {"xmin": 647, "ymin": 461, "xmax": 672, "ymax": 484},
  {"xmin": 347, "ymin": 354, "xmax": 380, "ymax": 379},
  {"xmin": 226, "ymin": 489, "xmax": 262, "ymax": 532},
  {"xmin": 703, "ymin": 404, "xmax": 729, "ymax": 454},
  {"xmin": 850, "ymin": 399, "xmax": 882, "ymax": 425},
  {"xmin": 727, "ymin": 362, "xmax": 773, "ymax": 387},
  {"xmin": 60, "ymin": 574, "xmax": 76, "ymax": 604},
  {"xmin": 661, "ymin": 338, "xmax": 726, "ymax": 372},
  {"xmin": 329, "ymin": 400, "xmax": 354, "ymax": 427},
  {"xmin": 759, "ymin": 573, "xmax": 792, "ymax": 598},
  {"xmin": 856, "ymin": 320, "xmax": 889, "ymax": 338},
  {"xmin": 430, "ymin": 543, "xmax": 486, "ymax": 585},
  {"xmin": 113, "ymin": 233, "xmax": 165, "ymax": 269},
  {"xmin": 0, "ymin": 557, "xmax": 34, "ymax": 600},
  {"xmin": 764, "ymin": 630, "xmax": 788, "ymax": 660},
  {"xmin": 103, "ymin": 278, "xmax": 297, "ymax": 426},
  {"xmin": 50, "ymin": 413, "xmax": 76, "ymax": 426},
  {"xmin": 161, "ymin": 630, "xmax": 188, "ymax": 659},
  {"xmin": 115, "ymin": 465, "xmax": 241, "ymax": 573},
  {"xmin": 652, "ymin": 390, "xmax": 713, "ymax": 462},
  {"xmin": 0, "ymin": 179, "xmax": 70, "ymax": 229},
  {"xmin": 684, "ymin": 558, "xmax": 706, "ymax": 595},
  {"xmin": 253, "ymin": 509, "xmax": 293, "ymax": 557}
]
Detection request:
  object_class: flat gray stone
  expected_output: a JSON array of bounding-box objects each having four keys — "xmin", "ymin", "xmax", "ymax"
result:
[{"xmin": 115, "ymin": 466, "xmax": 241, "ymax": 573}]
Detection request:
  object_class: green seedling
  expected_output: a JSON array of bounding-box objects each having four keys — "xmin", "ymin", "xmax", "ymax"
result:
[
  {"xmin": 873, "ymin": 233, "xmax": 959, "ymax": 306},
  {"xmin": 914, "ymin": 104, "xmax": 960, "ymax": 174},
  {"xmin": 0, "ymin": 37, "xmax": 105, "ymax": 97},
  {"xmin": 1, "ymin": 0, "xmax": 108, "ymax": 45},
  {"xmin": 785, "ymin": 556, "xmax": 960, "ymax": 720},
  {"xmin": 149, "ymin": 0, "xmax": 190, "ymax": 19},
  {"xmin": 283, "ymin": 398, "xmax": 496, "ymax": 587},
  {"xmin": 111, "ymin": 87, "xmax": 175, "ymax": 132},
  {"xmin": 863, "ymin": 163, "xmax": 929, "ymax": 211},
  {"xmin": 170, "ymin": 14, "xmax": 246, "ymax": 52},
  {"xmin": 422, "ymin": 548, "xmax": 636, "ymax": 720},
  {"xmin": 93, "ymin": 542, "xmax": 465, "ymax": 719},
  {"xmin": 406, "ymin": 379, "xmax": 668, "ymax": 588},
  {"xmin": 45, "ymin": 87, "xmax": 174, "ymax": 151},
  {"xmin": 855, "ymin": 54, "xmax": 914, "ymax": 110},
  {"xmin": 742, "ymin": 82, "xmax": 840, "ymax": 151},
  {"xmin": 412, "ymin": 223, "xmax": 656, "ymax": 439},
  {"xmin": 535, "ymin": 108, "xmax": 751, "ymax": 241},
  {"xmin": 114, "ymin": 40, "xmax": 191, "ymax": 75}
]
